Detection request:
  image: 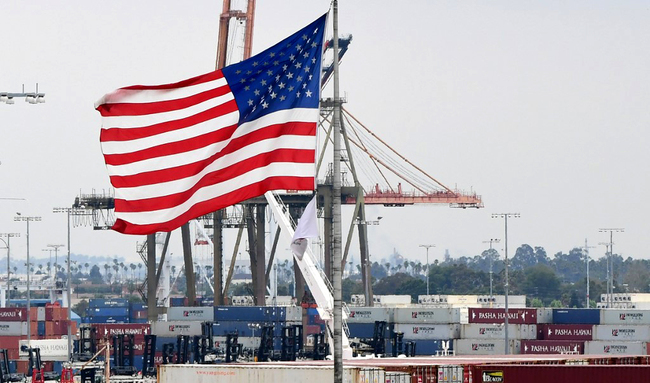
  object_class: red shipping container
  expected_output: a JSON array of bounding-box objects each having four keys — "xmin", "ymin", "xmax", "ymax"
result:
[
  {"xmin": 45, "ymin": 321, "xmax": 55, "ymax": 336},
  {"xmin": 304, "ymin": 325, "xmax": 322, "ymax": 335},
  {"xmin": 6, "ymin": 348, "xmax": 19, "ymax": 360},
  {"xmin": 538, "ymin": 324, "xmax": 593, "ymax": 341},
  {"xmin": 30, "ymin": 321, "xmax": 38, "ymax": 336},
  {"xmin": 154, "ymin": 351, "xmax": 164, "ymax": 366},
  {"xmin": 0, "ymin": 308, "xmax": 27, "ymax": 322},
  {"xmin": 44, "ymin": 307, "xmax": 53, "ymax": 321},
  {"xmin": 468, "ymin": 308, "xmax": 538, "ymax": 324},
  {"xmin": 471, "ymin": 364, "xmax": 650, "ymax": 382},
  {"xmin": 521, "ymin": 340, "xmax": 584, "ymax": 354},
  {"xmin": 16, "ymin": 361, "xmax": 29, "ymax": 374},
  {"xmin": 0, "ymin": 335, "xmax": 24, "ymax": 349},
  {"xmin": 29, "ymin": 307, "xmax": 38, "ymax": 322}
]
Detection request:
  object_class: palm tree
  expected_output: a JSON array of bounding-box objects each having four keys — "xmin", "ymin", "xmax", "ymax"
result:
[
  {"xmin": 84, "ymin": 263, "xmax": 90, "ymax": 275},
  {"xmin": 384, "ymin": 262, "xmax": 391, "ymax": 276},
  {"xmin": 130, "ymin": 263, "xmax": 136, "ymax": 281},
  {"xmin": 137, "ymin": 263, "xmax": 143, "ymax": 280},
  {"xmin": 104, "ymin": 264, "xmax": 110, "ymax": 282}
]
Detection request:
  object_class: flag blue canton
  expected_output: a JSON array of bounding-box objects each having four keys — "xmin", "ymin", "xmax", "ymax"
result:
[{"xmin": 222, "ymin": 13, "xmax": 327, "ymax": 125}]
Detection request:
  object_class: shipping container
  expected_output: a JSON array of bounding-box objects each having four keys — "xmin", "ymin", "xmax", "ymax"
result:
[
  {"xmin": 538, "ymin": 324, "xmax": 593, "ymax": 341},
  {"xmin": 592, "ymin": 325, "xmax": 650, "ymax": 341},
  {"xmin": 88, "ymin": 298, "xmax": 129, "ymax": 308},
  {"xmin": 212, "ymin": 321, "xmax": 281, "ymax": 337},
  {"xmin": 552, "ymin": 309, "xmax": 600, "ymax": 325},
  {"xmin": 520, "ymin": 340, "xmax": 584, "ymax": 354},
  {"xmin": 167, "ymin": 307, "xmax": 214, "ymax": 322},
  {"xmin": 19, "ymin": 339, "xmax": 69, "ymax": 361},
  {"xmin": 600, "ymin": 309, "xmax": 650, "ymax": 325},
  {"xmin": 285, "ymin": 306, "xmax": 302, "ymax": 322},
  {"xmin": 455, "ymin": 339, "xmax": 521, "ymax": 355},
  {"xmin": 213, "ymin": 336, "xmax": 261, "ymax": 350},
  {"xmin": 151, "ymin": 321, "xmax": 202, "ymax": 337},
  {"xmin": 386, "ymin": 339, "xmax": 454, "ymax": 356},
  {"xmin": 393, "ymin": 324, "xmax": 460, "ymax": 340},
  {"xmin": 91, "ymin": 323, "xmax": 152, "ymax": 338},
  {"xmin": 87, "ymin": 316, "xmax": 129, "ymax": 324},
  {"xmin": 0, "ymin": 308, "xmax": 27, "ymax": 322},
  {"xmin": 471, "ymin": 364, "xmax": 650, "ymax": 383},
  {"xmin": 37, "ymin": 307, "xmax": 46, "ymax": 321},
  {"xmin": 460, "ymin": 324, "xmax": 537, "ymax": 340},
  {"xmin": 158, "ymin": 364, "xmax": 384, "ymax": 383},
  {"xmin": 468, "ymin": 308, "xmax": 537, "ymax": 324},
  {"xmin": 346, "ymin": 307, "xmax": 391, "ymax": 324},
  {"xmin": 347, "ymin": 323, "xmax": 390, "ymax": 339},
  {"xmin": 214, "ymin": 306, "xmax": 286, "ymax": 322},
  {"xmin": 88, "ymin": 307, "xmax": 130, "ymax": 317},
  {"xmin": 536, "ymin": 308, "xmax": 553, "ymax": 324},
  {"xmin": 0, "ymin": 321, "xmax": 28, "ymax": 336},
  {"xmin": 392, "ymin": 307, "xmax": 460, "ymax": 324},
  {"xmin": 584, "ymin": 340, "xmax": 647, "ymax": 355}
]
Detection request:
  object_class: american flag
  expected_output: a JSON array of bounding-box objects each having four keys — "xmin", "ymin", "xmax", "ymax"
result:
[{"xmin": 96, "ymin": 14, "xmax": 327, "ymax": 235}]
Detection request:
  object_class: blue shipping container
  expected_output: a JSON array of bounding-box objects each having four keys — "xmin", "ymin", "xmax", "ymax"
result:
[
  {"xmin": 130, "ymin": 303, "xmax": 146, "ymax": 311},
  {"xmin": 87, "ymin": 315, "xmax": 130, "ymax": 324},
  {"xmin": 552, "ymin": 309, "xmax": 601, "ymax": 325},
  {"xmin": 89, "ymin": 298, "xmax": 129, "ymax": 308},
  {"xmin": 214, "ymin": 306, "xmax": 286, "ymax": 322},
  {"xmin": 386, "ymin": 339, "xmax": 453, "ymax": 356},
  {"xmin": 90, "ymin": 307, "xmax": 130, "ymax": 316},
  {"xmin": 347, "ymin": 323, "xmax": 389, "ymax": 339},
  {"xmin": 37, "ymin": 321, "xmax": 46, "ymax": 336},
  {"xmin": 212, "ymin": 321, "xmax": 282, "ymax": 337},
  {"xmin": 154, "ymin": 337, "xmax": 178, "ymax": 352}
]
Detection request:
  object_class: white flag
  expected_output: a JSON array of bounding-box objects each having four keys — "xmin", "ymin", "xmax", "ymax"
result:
[{"xmin": 291, "ymin": 196, "xmax": 318, "ymax": 260}]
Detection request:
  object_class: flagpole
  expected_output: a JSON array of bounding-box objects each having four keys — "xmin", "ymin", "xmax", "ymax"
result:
[{"xmin": 332, "ymin": 1, "xmax": 343, "ymax": 382}]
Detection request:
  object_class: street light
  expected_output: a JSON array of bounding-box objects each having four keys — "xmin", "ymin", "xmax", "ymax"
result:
[
  {"xmin": 599, "ymin": 228, "xmax": 624, "ymax": 308},
  {"xmin": 492, "ymin": 213, "xmax": 520, "ymax": 355},
  {"xmin": 419, "ymin": 244, "xmax": 436, "ymax": 296},
  {"xmin": 46, "ymin": 244, "xmax": 64, "ymax": 282},
  {"xmin": 482, "ymin": 239, "xmax": 500, "ymax": 303},
  {"xmin": 53, "ymin": 206, "xmax": 87, "ymax": 361},
  {"xmin": 0, "ymin": 233, "xmax": 20, "ymax": 306},
  {"xmin": 14, "ymin": 215, "xmax": 41, "ymax": 341}
]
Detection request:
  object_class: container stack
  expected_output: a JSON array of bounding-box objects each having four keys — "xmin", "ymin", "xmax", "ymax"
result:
[
  {"xmin": 391, "ymin": 307, "xmax": 459, "ymax": 355},
  {"xmin": 585, "ymin": 309, "xmax": 650, "ymax": 355},
  {"xmin": 456, "ymin": 308, "xmax": 538, "ymax": 355},
  {"xmin": 87, "ymin": 299, "xmax": 130, "ymax": 323}
]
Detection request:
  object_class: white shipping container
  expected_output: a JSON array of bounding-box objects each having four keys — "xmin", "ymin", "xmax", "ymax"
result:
[
  {"xmin": 392, "ymin": 308, "xmax": 460, "ymax": 324},
  {"xmin": 0, "ymin": 321, "xmax": 27, "ymax": 336},
  {"xmin": 441, "ymin": 295, "xmax": 478, "ymax": 305},
  {"xmin": 584, "ymin": 341, "xmax": 647, "ymax": 355},
  {"xmin": 19, "ymin": 339, "xmax": 68, "ymax": 361},
  {"xmin": 285, "ymin": 306, "xmax": 302, "ymax": 322},
  {"xmin": 455, "ymin": 339, "xmax": 521, "ymax": 355},
  {"xmin": 158, "ymin": 364, "xmax": 385, "ymax": 383},
  {"xmin": 151, "ymin": 321, "xmax": 203, "ymax": 337},
  {"xmin": 167, "ymin": 307, "xmax": 214, "ymax": 322},
  {"xmin": 374, "ymin": 295, "xmax": 412, "ymax": 307},
  {"xmin": 536, "ymin": 308, "xmax": 553, "ymax": 324},
  {"xmin": 393, "ymin": 324, "xmax": 460, "ymax": 340},
  {"xmin": 600, "ymin": 310, "xmax": 650, "ymax": 325},
  {"xmin": 593, "ymin": 325, "xmax": 650, "ymax": 341},
  {"xmin": 347, "ymin": 307, "xmax": 391, "ymax": 323},
  {"xmin": 37, "ymin": 307, "xmax": 46, "ymax": 321},
  {"xmin": 460, "ymin": 324, "xmax": 537, "ymax": 340},
  {"xmin": 214, "ymin": 336, "xmax": 260, "ymax": 350}
]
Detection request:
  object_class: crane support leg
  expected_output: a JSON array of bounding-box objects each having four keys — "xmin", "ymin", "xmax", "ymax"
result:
[
  {"xmin": 181, "ymin": 223, "xmax": 196, "ymax": 306},
  {"xmin": 214, "ymin": 210, "xmax": 224, "ymax": 305},
  {"xmin": 146, "ymin": 234, "xmax": 157, "ymax": 321},
  {"xmin": 255, "ymin": 204, "xmax": 266, "ymax": 306}
]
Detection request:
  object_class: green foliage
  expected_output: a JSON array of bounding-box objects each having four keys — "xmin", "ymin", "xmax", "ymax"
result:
[
  {"xmin": 529, "ymin": 297, "xmax": 543, "ymax": 307},
  {"xmin": 550, "ymin": 300, "xmax": 563, "ymax": 308}
]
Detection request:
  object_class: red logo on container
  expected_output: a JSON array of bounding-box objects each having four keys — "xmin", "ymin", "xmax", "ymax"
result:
[
  {"xmin": 169, "ymin": 325, "xmax": 175, "ymax": 331},
  {"xmin": 412, "ymin": 312, "xmax": 418, "ymax": 318}
]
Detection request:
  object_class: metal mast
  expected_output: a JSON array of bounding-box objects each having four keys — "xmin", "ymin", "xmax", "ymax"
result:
[{"xmin": 332, "ymin": 1, "xmax": 343, "ymax": 381}]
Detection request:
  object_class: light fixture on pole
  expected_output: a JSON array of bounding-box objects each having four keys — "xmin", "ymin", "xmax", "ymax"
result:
[
  {"xmin": 419, "ymin": 244, "xmax": 436, "ymax": 297},
  {"xmin": 0, "ymin": 84, "xmax": 45, "ymax": 105},
  {"xmin": 53, "ymin": 207, "xmax": 88, "ymax": 361},
  {"xmin": 581, "ymin": 239, "xmax": 595, "ymax": 308},
  {"xmin": 482, "ymin": 238, "xmax": 500, "ymax": 304},
  {"xmin": 14, "ymin": 215, "xmax": 41, "ymax": 342},
  {"xmin": 492, "ymin": 213, "xmax": 520, "ymax": 355},
  {"xmin": 0, "ymin": 233, "xmax": 20, "ymax": 306},
  {"xmin": 599, "ymin": 228, "xmax": 623, "ymax": 308},
  {"xmin": 46, "ymin": 244, "xmax": 64, "ymax": 282}
]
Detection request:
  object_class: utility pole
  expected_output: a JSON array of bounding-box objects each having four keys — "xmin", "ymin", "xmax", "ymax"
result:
[
  {"xmin": 482, "ymin": 239, "xmax": 500, "ymax": 303},
  {"xmin": 599, "ymin": 228, "xmax": 624, "ymax": 308},
  {"xmin": 419, "ymin": 244, "xmax": 435, "ymax": 296},
  {"xmin": 492, "ymin": 213, "xmax": 519, "ymax": 355},
  {"xmin": 580, "ymin": 239, "xmax": 595, "ymax": 308}
]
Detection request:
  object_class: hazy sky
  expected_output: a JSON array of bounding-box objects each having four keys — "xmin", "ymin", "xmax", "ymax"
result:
[{"xmin": 1, "ymin": 1, "xmax": 649, "ymax": 270}]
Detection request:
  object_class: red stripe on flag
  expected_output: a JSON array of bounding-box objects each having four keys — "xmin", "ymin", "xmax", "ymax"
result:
[
  {"xmin": 111, "ymin": 177, "xmax": 315, "ymax": 234},
  {"xmin": 96, "ymin": 85, "xmax": 232, "ymax": 117},
  {"xmin": 108, "ymin": 122, "xmax": 316, "ymax": 187},
  {"xmin": 120, "ymin": 70, "xmax": 224, "ymax": 91},
  {"xmin": 114, "ymin": 148, "xmax": 315, "ymax": 213},
  {"xmin": 100, "ymin": 99, "xmax": 239, "ymax": 142}
]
